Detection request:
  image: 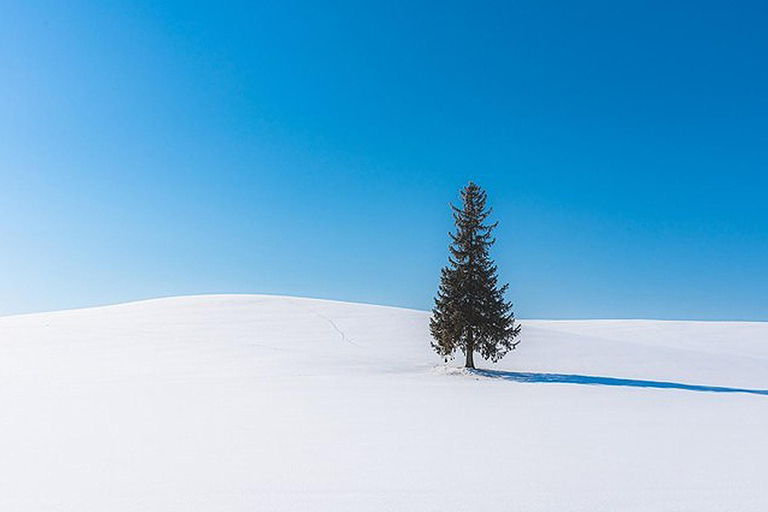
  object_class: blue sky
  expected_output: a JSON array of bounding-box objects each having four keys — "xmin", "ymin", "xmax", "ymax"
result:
[{"xmin": 1, "ymin": 0, "xmax": 767, "ymax": 319}]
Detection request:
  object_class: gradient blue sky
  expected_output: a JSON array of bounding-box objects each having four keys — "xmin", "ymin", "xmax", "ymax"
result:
[{"xmin": 1, "ymin": 0, "xmax": 767, "ymax": 319}]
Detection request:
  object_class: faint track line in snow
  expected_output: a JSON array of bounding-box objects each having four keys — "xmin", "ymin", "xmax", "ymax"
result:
[
  {"xmin": 312, "ymin": 310, "xmax": 360, "ymax": 347},
  {"xmin": 287, "ymin": 299, "xmax": 361, "ymax": 347}
]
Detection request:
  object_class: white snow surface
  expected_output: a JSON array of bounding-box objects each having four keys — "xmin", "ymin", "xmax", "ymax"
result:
[{"xmin": 1, "ymin": 294, "xmax": 766, "ymax": 511}]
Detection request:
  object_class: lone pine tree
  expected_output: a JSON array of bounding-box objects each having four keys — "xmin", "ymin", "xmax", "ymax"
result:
[{"xmin": 430, "ymin": 182, "xmax": 521, "ymax": 369}]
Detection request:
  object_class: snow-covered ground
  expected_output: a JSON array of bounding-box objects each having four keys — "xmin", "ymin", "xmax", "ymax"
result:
[{"xmin": 1, "ymin": 294, "xmax": 766, "ymax": 511}]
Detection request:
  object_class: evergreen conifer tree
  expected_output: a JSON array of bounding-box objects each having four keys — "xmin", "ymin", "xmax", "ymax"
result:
[{"xmin": 430, "ymin": 182, "xmax": 520, "ymax": 369}]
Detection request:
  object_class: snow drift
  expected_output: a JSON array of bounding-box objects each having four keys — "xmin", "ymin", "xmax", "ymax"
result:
[{"xmin": 1, "ymin": 295, "xmax": 766, "ymax": 511}]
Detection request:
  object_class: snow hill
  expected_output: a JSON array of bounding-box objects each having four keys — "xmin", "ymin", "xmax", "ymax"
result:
[{"xmin": 1, "ymin": 294, "xmax": 766, "ymax": 511}]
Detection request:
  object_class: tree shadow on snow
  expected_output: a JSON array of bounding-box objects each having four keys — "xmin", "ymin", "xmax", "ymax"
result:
[{"xmin": 471, "ymin": 369, "xmax": 768, "ymax": 396}]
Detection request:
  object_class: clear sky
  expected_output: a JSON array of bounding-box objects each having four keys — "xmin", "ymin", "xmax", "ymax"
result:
[{"xmin": 1, "ymin": 0, "xmax": 766, "ymax": 319}]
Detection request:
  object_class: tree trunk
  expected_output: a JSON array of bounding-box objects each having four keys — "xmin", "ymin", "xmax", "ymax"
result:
[
  {"xmin": 465, "ymin": 348, "xmax": 475, "ymax": 369},
  {"xmin": 465, "ymin": 331, "xmax": 475, "ymax": 369}
]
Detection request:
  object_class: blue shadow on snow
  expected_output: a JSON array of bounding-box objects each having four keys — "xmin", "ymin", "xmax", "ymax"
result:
[{"xmin": 471, "ymin": 369, "xmax": 768, "ymax": 396}]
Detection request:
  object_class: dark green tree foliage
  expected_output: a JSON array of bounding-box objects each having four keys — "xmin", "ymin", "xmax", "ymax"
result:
[{"xmin": 430, "ymin": 182, "xmax": 521, "ymax": 369}]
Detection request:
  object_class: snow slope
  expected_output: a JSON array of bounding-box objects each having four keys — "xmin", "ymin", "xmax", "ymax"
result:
[{"xmin": 1, "ymin": 295, "xmax": 766, "ymax": 511}]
